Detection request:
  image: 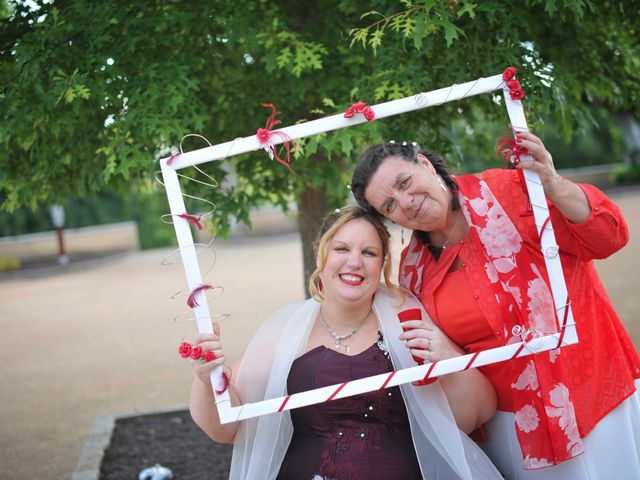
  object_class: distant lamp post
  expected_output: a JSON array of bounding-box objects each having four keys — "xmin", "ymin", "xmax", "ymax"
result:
[{"xmin": 49, "ymin": 204, "xmax": 69, "ymax": 265}]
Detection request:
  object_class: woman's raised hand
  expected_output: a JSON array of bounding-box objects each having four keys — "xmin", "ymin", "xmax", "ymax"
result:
[
  {"xmin": 513, "ymin": 131, "xmax": 564, "ymax": 199},
  {"xmin": 189, "ymin": 323, "xmax": 227, "ymax": 385},
  {"xmin": 514, "ymin": 130, "xmax": 592, "ymax": 223},
  {"xmin": 399, "ymin": 318, "xmax": 465, "ymax": 363}
]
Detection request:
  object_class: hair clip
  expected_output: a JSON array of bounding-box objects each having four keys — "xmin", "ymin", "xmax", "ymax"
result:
[{"xmin": 347, "ymin": 184, "xmax": 352, "ymax": 190}]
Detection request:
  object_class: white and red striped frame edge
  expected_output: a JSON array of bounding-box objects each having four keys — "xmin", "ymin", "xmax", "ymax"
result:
[{"xmin": 159, "ymin": 72, "xmax": 577, "ymax": 424}]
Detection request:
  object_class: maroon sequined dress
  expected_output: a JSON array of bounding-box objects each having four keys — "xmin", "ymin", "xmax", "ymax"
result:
[{"xmin": 277, "ymin": 338, "xmax": 422, "ymax": 480}]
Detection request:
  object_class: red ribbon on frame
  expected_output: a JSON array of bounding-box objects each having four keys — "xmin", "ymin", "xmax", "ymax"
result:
[
  {"xmin": 187, "ymin": 284, "xmax": 213, "ymax": 308},
  {"xmin": 178, "ymin": 213, "xmax": 203, "ymax": 231},
  {"xmin": 496, "ymin": 135, "xmax": 529, "ymax": 168},
  {"xmin": 256, "ymin": 103, "xmax": 296, "ymax": 174}
]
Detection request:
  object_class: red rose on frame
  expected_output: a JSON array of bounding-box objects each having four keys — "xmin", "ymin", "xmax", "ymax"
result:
[
  {"xmin": 344, "ymin": 101, "xmax": 375, "ymax": 122},
  {"xmin": 353, "ymin": 101, "xmax": 367, "ymax": 113},
  {"xmin": 190, "ymin": 345, "xmax": 203, "ymax": 360},
  {"xmin": 203, "ymin": 350, "xmax": 216, "ymax": 362},
  {"xmin": 178, "ymin": 342, "xmax": 192, "ymax": 358},
  {"xmin": 364, "ymin": 107, "xmax": 375, "ymax": 121},
  {"xmin": 502, "ymin": 66, "xmax": 517, "ymax": 81},
  {"xmin": 510, "ymin": 88, "xmax": 526, "ymax": 101},
  {"xmin": 256, "ymin": 127, "xmax": 271, "ymax": 144},
  {"xmin": 506, "ymin": 80, "xmax": 521, "ymax": 90}
]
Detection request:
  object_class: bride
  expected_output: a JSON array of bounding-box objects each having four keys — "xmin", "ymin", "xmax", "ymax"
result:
[{"xmin": 187, "ymin": 205, "xmax": 501, "ymax": 479}]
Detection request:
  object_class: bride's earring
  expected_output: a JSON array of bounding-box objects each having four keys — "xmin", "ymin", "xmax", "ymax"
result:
[
  {"xmin": 401, "ymin": 228, "xmax": 405, "ymax": 244},
  {"xmin": 436, "ymin": 175, "xmax": 447, "ymax": 192}
]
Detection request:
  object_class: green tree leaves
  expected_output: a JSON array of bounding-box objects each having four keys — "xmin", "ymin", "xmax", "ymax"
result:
[{"xmin": 1, "ymin": 0, "xmax": 638, "ymax": 287}]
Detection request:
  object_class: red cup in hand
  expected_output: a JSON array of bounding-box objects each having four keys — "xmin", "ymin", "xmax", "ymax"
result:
[{"xmin": 398, "ymin": 308, "xmax": 437, "ymax": 385}]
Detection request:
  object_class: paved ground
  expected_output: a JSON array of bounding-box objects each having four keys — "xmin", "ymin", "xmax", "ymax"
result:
[{"xmin": 0, "ymin": 186, "xmax": 639, "ymax": 480}]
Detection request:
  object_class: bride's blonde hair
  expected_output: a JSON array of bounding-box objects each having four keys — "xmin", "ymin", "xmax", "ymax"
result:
[{"xmin": 308, "ymin": 205, "xmax": 399, "ymax": 300}]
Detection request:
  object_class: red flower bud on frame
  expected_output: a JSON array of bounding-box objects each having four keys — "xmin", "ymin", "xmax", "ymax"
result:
[
  {"xmin": 190, "ymin": 345, "xmax": 203, "ymax": 360},
  {"xmin": 343, "ymin": 106, "xmax": 355, "ymax": 118},
  {"xmin": 203, "ymin": 350, "xmax": 216, "ymax": 362},
  {"xmin": 178, "ymin": 342, "xmax": 192, "ymax": 358},
  {"xmin": 344, "ymin": 102, "xmax": 375, "ymax": 122},
  {"xmin": 509, "ymin": 88, "xmax": 526, "ymax": 101},
  {"xmin": 502, "ymin": 66, "xmax": 517, "ymax": 81},
  {"xmin": 256, "ymin": 127, "xmax": 271, "ymax": 144}
]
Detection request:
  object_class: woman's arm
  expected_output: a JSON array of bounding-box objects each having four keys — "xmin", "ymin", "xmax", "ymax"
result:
[
  {"xmin": 546, "ymin": 184, "xmax": 629, "ymax": 259},
  {"xmin": 494, "ymin": 135, "xmax": 628, "ymax": 259},
  {"xmin": 438, "ymin": 369, "xmax": 497, "ymax": 434},
  {"xmin": 400, "ymin": 320, "xmax": 497, "ymax": 433},
  {"xmin": 188, "ymin": 325, "xmax": 241, "ymax": 443}
]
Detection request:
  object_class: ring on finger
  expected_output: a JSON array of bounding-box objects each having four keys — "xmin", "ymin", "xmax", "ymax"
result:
[
  {"xmin": 424, "ymin": 349, "xmax": 431, "ymax": 363},
  {"xmin": 426, "ymin": 339, "xmax": 431, "ymax": 350}
]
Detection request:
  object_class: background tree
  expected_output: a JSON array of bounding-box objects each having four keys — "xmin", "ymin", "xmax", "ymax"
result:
[
  {"xmin": 2, "ymin": 0, "xmax": 638, "ymax": 292},
  {"xmin": 349, "ymin": 0, "xmax": 639, "ymax": 164}
]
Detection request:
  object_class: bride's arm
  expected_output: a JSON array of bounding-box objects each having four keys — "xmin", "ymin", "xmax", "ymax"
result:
[
  {"xmin": 401, "ymin": 320, "xmax": 497, "ymax": 433},
  {"xmin": 188, "ymin": 326, "xmax": 242, "ymax": 443},
  {"xmin": 439, "ymin": 368, "xmax": 497, "ymax": 434}
]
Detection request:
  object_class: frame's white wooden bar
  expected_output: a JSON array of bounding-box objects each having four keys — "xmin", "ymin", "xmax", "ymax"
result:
[
  {"xmin": 160, "ymin": 160, "xmax": 231, "ymax": 409},
  {"xmin": 224, "ymin": 332, "xmax": 569, "ymax": 422},
  {"xmin": 160, "ymin": 71, "xmax": 577, "ymax": 424},
  {"xmin": 503, "ymin": 95, "xmax": 577, "ymax": 344},
  {"xmin": 162, "ymin": 74, "xmax": 504, "ymax": 171}
]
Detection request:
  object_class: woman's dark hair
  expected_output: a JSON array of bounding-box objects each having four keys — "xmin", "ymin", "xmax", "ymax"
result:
[
  {"xmin": 350, "ymin": 141, "xmax": 459, "ymax": 248},
  {"xmin": 351, "ymin": 142, "xmax": 458, "ymax": 214}
]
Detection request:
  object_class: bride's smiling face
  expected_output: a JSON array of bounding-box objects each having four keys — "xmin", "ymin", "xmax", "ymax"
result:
[
  {"xmin": 319, "ymin": 218, "xmax": 383, "ymax": 304},
  {"xmin": 364, "ymin": 154, "xmax": 450, "ymax": 232}
]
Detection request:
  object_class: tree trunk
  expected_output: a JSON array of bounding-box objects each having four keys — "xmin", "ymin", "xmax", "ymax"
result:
[{"xmin": 297, "ymin": 184, "xmax": 327, "ymax": 298}]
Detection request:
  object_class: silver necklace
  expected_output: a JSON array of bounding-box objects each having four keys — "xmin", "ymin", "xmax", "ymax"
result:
[
  {"xmin": 438, "ymin": 210, "xmax": 465, "ymax": 250},
  {"xmin": 319, "ymin": 308, "xmax": 370, "ymax": 354}
]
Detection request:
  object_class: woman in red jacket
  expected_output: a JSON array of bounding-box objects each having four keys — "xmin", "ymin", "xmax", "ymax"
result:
[{"xmin": 350, "ymin": 131, "xmax": 640, "ymax": 479}]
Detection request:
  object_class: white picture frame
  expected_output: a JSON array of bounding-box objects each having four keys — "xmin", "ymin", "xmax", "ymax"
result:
[{"xmin": 160, "ymin": 72, "xmax": 576, "ymax": 424}]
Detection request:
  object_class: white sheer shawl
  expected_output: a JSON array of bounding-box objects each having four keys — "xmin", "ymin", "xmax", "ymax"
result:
[{"xmin": 229, "ymin": 286, "xmax": 501, "ymax": 479}]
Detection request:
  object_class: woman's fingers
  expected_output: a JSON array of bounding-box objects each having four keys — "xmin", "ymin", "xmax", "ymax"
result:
[
  {"xmin": 191, "ymin": 348, "xmax": 226, "ymax": 385},
  {"xmin": 516, "ymin": 132, "xmax": 552, "ymax": 167},
  {"xmin": 399, "ymin": 321, "xmax": 466, "ymax": 362},
  {"xmin": 193, "ymin": 351, "xmax": 226, "ymax": 368},
  {"xmin": 181, "ymin": 324, "xmax": 227, "ymax": 385},
  {"xmin": 404, "ymin": 337, "xmax": 432, "ymax": 350},
  {"xmin": 514, "ymin": 131, "xmax": 565, "ymax": 198},
  {"xmin": 405, "ymin": 333, "xmax": 462, "ymax": 361},
  {"xmin": 517, "ymin": 137, "xmax": 551, "ymax": 165},
  {"xmin": 185, "ymin": 330, "xmax": 224, "ymax": 365},
  {"xmin": 399, "ymin": 320, "xmax": 433, "ymax": 339},
  {"xmin": 401, "ymin": 319, "xmax": 434, "ymax": 329},
  {"xmin": 194, "ymin": 338, "xmax": 224, "ymax": 362},
  {"xmin": 193, "ymin": 339, "xmax": 220, "ymax": 350},
  {"xmin": 409, "ymin": 347, "xmax": 431, "ymax": 363},
  {"xmin": 188, "ymin": 323, "xmax": 222, "ymax": 344},
  {"xmin": 515, "ymin": 130, "xmax": 543, "ymax": 146},
  {"xmin": 191, "ymin": 332, "xmax": 219, "ymax": 344}
]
